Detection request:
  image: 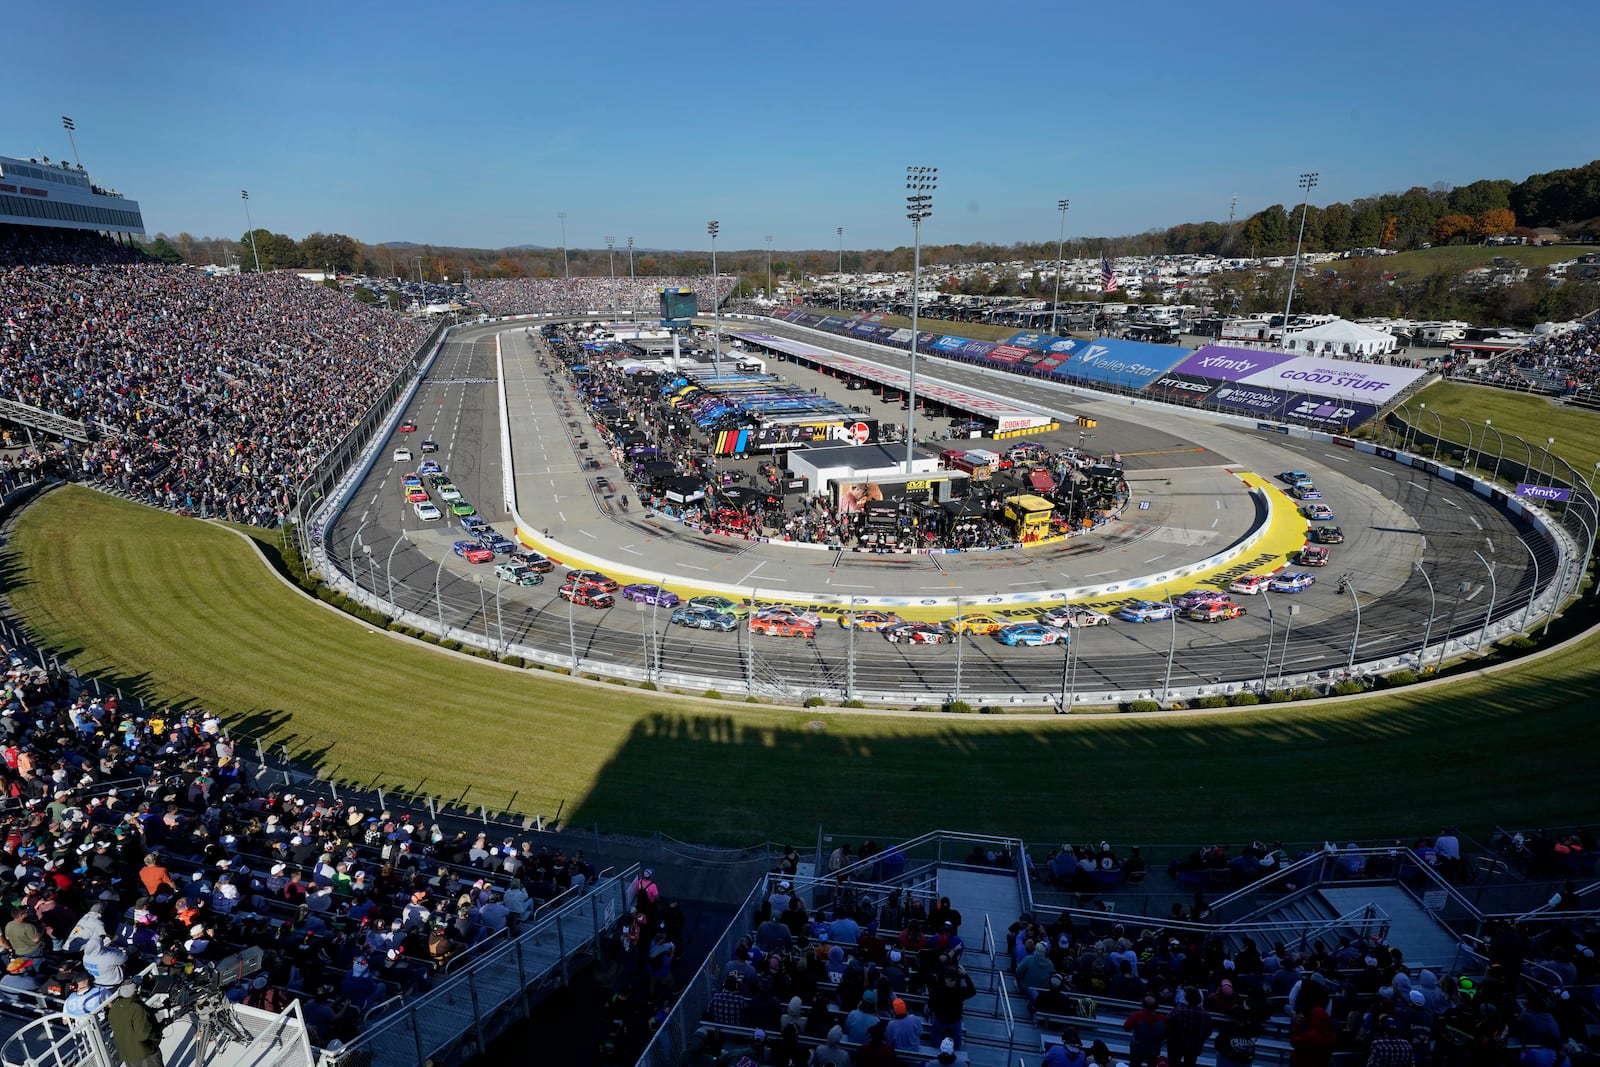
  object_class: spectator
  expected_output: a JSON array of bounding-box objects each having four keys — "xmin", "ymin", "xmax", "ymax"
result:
[
  {"xmin": 106, "ymin": 982, "xmax": 163, "ymax": 1067},
  {"xmin": 810, "ymin": 1025, "xmax": 850, "ymax": 1067},
  {"xmin": 1123, "ymin": 994, "xmax": 1167, "ymax": 1067},
  {"xmin": 1043, "ymin": 1030, "xmax": 1091, "ymax": 1067},
  {"xmin": 927, "ymin": 963, "xmax": 977, "ymax": 1052},
  {"xmin": 1167, "ymin": 985, "xmax": 1212, "ymax": 1067},
  {"xmin": 885, "ymin": 997, "xmax": 923, "ymax": 1051},
  {"xmin": 1367, "ymin": 1016, "xmax": 1416, "ymax": 1067}
]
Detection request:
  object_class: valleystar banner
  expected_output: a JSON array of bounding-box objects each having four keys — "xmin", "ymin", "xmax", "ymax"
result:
[{"xmin": 1055, "ymin": 339, "xmax": 1191, "ymax": 389}]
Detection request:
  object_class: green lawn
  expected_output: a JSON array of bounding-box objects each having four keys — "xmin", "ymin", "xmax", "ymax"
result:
[
  {"xmin": 1401, "ymin": 380, "xmax": 1600, "ymax": 477},
  {"xmin": 1320, "ymin": 245, "xmax": 1599, "ymax": 276},
  {"xmin": 3, "ymin": 486, "xmax": 1594, "ymax": 847},
  {"xmin": 792, "ymin": 306, "xmax": 1061, "ymax": 344}
]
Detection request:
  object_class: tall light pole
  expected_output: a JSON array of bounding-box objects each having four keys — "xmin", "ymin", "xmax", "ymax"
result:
[
  {"xmin": 1276, "ymin": 603, "xmax": 1302, "ymax": 687},
  {"xmin": 1280, "ymin": 171, "xmax": 1319, "ymax": 346},
  {"xmin": 1517, "ymin": 536, "xmax": 1540, "ymax": 631},
  {"xmin": 1260, "ymin": 589, "xmax": 1275, "ymax": 692},
  {"xmin": 1485, "ymin": 419, "xmax": 1505, "ymax": 482},
  {"xmin": 1438, "ymin": 580, "xmax": 1471, "ymax": 673},
  {"xmin": 1545, "ymin": 437, "xmax": 1557, "ymax": 487},
  {"xmin": 240, "ymin": 190, "xmax": 263, "ymax": 274},
  {"xmin": 386, "ymin": 531, "xmax": 408, "ymax": 608},
  {"xmin": 905, "ymin": 165, "xmax": 937, "ymax": 472},
  {"xmin": 435, "ymin": 557, "xmax": 447, "ymax": 633},
  {"xmin": 765, "ymin": 235, "xmax": 773, "ymax": 300},
  {"xmin": 604, "ymin": 235, "xmax": 616, "ymax": 318},
  {"xmin": 557, "ymin": 211, "xmax": 570, "ymax": 280},
  {"xmin": 1050, "ymin": 199, "xmax": 1069, "ymax": 336},
  {"xmin": 61, "ymin": 116, "xmax": 82, "ymax": 169},
  {"xmin": 627, "ymin": 236, "xmax": 636, "ymax": 318},
  {"xmin": 1162, "ymin": 589, "xmax": 1177, "ymax": 702},
  {"xmin": 1343, "ymin": 575, "xmax": 1362, "ymax": 673},
  {"xmin": 1415, "ymin": 561, "xmax": 1436, "ymax": 671},
  {"xmin": 837, "ymin": 227, "xmax": 844, "ymax": 310},
  {"xmin": 1472, "ymin": 550, "xmax": 1497, "ymax": 650},
  {"xmin": 707, "ymin": 221, "xmax": 722, "ymax": 377}
]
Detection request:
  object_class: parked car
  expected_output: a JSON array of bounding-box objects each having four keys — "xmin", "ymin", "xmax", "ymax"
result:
[
  {"xmin": 1302, "ymin": 503, "xmax": 1335, "ymax": 520},
  {"xmin": 1270, "ymin": 572, "xmax": 1317, "ymax": 593},
  {"xmin": 883, "ymin": 621, "xmax": 954, "ymax": 645},
  {"xmin": 452, "ymin": 540, "xmax": 494, "ymax": 564},
  {"xmin": 670, "ymin": 607, "xmax": 738, "ymax": 631},
  {"xmin": 1229, "ymin": 574, "xmax": 1273, "ymax": 595},
  {"xmin": 621, "ymin": 583, "xmax": 680, "ymax": 607},
  {"xmin": 1115, "ymin": 601, "xmax": 1176, "ymax": 623},
  {"xmin": 995, "ymin": 623, "xmax": 1065, "ymax": 647},
  {"xmin": 495, "ymin": 562, "xmax": 542, "ymax": 586},
  {"xmin": 1188, "ymin": 601, "xmax": 1246, "ymax": 622}
]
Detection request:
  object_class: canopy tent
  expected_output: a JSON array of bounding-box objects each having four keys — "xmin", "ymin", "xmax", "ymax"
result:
[
  {"xmin": 662, "ymin": 476, "xmax": 707, "ymax": 504},
  {"xmin": 1284, "ymin": 318, "xmax": 1400, "ymax": 357}
]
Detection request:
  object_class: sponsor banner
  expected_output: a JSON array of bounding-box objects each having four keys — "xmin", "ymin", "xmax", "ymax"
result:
[
  {"xmin": 1036, "ymin": 352, "xmax": 1071, "ymax": 371},
  {"xmin": 1236, "ymin": 355, "xmax": 1426, "ymax": 402},
  {"xmin": 848, "ymin": 321, "xmax": 880, "ymax": 337},
  {"xmin": 817, "ymin": 316, "xmax": 852, "ymax": 331},
  {"xmin": 1211, "ymin": 383, "xmax": 1293, "ymax": 417},
  {"xmin": 1174, "ymin": 345, "xmax": 1299, "ymax": 383},
  {"xmin": 1046, "ymin": 337, "xmax": 1083, "ymax": 355},
  {"xmin": 1004, "ymin": 330, "xmax": 1072, "ymax": 351},
  {"xmin": 1377, "ymin": 447, "xmax": 1397, "ymax": 460},
  {"xmin": 1517, "ymin": 483, "xmax": 1572, "ymax": 502},
  {"xmin": 987, "ymin": 344, "xmax": 1033, "ymax": 365},
  {"xmin": 1277, "ymin": 395, "xmax": 1378, "ymax": 427},
  {"xmin": 1332, "ymin": 436, "xmax": 1355, "ymax": 449},
  {"xmin": 887, "ymin": 328, "xmax": 914, "ymax": 344},
  {"xmin": 930, "ymin": 335, "xmax": 969, "ymax": 354},
  {"xmin": 1256, "ymin": 422, "xmax": 1290, "ymax": 434},
  {"xmin": 1057, "ymin": 339, "xmax": 1191, "ymax": 389},
  {"xmin": 1144, "ymin": 370, "xmax": 1217, "ymax": 403},
  {"xmin": 959, "ymin": 339, "xmax": 998, "ymax": 358}
]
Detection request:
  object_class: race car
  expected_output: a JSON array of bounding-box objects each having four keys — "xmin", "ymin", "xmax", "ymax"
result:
[
  {"xmin": 995, "ymin": 622, "xmax": 1065, "ymax": 647},
  {"xmin": 669, "ymin": 607, "xmax": 738, "ymax": 632},
  {"xmin": 1229, "ymin": 574, "xmax": 1273, "ymax": 595},
  {"xmin": 686, "ymin": 595, "xmax": 750, "ymax": 618},
  {"xmin": 450, "ymin": 500, "xmax": 477, "ymax": 517},
  {"xmin": 564, "ymin": 569, "xmax": 619, "ymax": 593},
  {"xmin": 750, "ymin": 615, "xmax": 818, "ymax": 638},
  {"xmin": 1173, "ymin": 589, "xmax": 1230, "ymax": 612},
  {"xmin": 1278, "ymin": 471, "xmax": 1314, "ymax": 488},
  {"xmin": 1292, "ymin": 484, "xmax": 1323, "ymax": 500},
  {"xmin": 1115, "ymin": 601, "xmax": 1176, "ymax": 623},
  {"xmin": 559, "ymin": 582, "xmax": 614, "ymax": 609},
  {"xmin": 1312, "ymin": 525, "xmax": 1345, "ymax": 544},
  {"xmin": 621, "ymin": 583, "xmax": 681, "ymax": 607},
  {"xmin": 459, "ymin": 516, "xmax": 488, "ymax": 534},
  {"xmin": 404, "ymin": 486, "xmax": 429, "ymax": 503},
  {"xmin": 515, "ymin": 552, "xmax": 555, "ymax": 574},
  {"xmin": 1270, "ymin": 572, "xmax": 1317, "ymax": 593},
  {"xmin": 477, "ymin": 532, "xmax": 516, "ymax": 555},
  {"xmin": 452, "ymin": 540, "xmax": 495, "ymax": 564},
  {"xmin": 1040, "ymin": 606, "xmax": 1112, "ymax": 629},
  {"xmin": 401, "ymin": 473, "xmax": 423, "ymax": 490},
  {"xmin": 399, "ymin": 421, "xmax": 417, "ymax": 433},
  {"xmin": 413, "ymin": 501, "xmax": 441, "ymax": 521},
  {"xmin": 753, "ymin": 605, "xmax": 822, "ymax": 627},
  {"xmin": 437, "ymin": 484, "xmax": 463, "ymax": 503},
  {"xmin": 883, "ymin": 621, "xmax": 954, "ymax": 645},
  {"xmin": 946, "ymin": 613, "xmax": 1006, "ymax": 635},
  {"xmin": 839, "ymin": 610, "xmax": 905, "ymax": 632},
  {"xmin": 494, "ymin": 562, "xmax": 542, "ymax": 586},
  {"xmin": 1188, "ymin": 601, "xmax": 1246, "ymax": 622},
  {"xmin": 418, "ymin": 459, "xmax": 442, "ymax": 476},
  {"xmin": 420, "ymin": 438, "xmax": 439, "ymax": 454},
  {"xmin": 1302, "ymin": 503, "xmax": 1335, "ymax": 520},
  {"xmin": 1297, "ymin": 545, "xmax": 1331, "ymax": 567},
  {"xmin": 392, "ymin": 447, "xmax": 412, "ymax": 463}
]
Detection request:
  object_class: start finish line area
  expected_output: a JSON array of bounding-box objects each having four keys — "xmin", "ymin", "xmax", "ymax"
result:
[{"xmin": 732, "ymin": 332, "xmax": 1059, "ymax": 435}]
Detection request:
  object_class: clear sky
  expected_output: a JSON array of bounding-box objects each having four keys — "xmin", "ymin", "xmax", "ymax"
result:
[{"xmin": 6, "ymin": 1, "xmax": 1596, "ymax": 254}]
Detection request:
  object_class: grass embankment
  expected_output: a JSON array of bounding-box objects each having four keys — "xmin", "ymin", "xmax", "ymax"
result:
[
  {"xmin": 4, "ymin": 486, "xmax": 1594, "ymax": 846},
  {"xmin": 1320, "ymin": 245, "xmax": 1599, "ymax": 276},
  {"xmin": 1402, "ymin": 381, "xmax": 1600, "ymax": 476},
  {"xmin": 790, "ymin": 306, "xmax": 1060, "ymax": 344}
]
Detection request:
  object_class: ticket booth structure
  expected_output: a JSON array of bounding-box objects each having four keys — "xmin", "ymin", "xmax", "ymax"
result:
[{"xmin": 1003, "ymin": 494, "xmax": 1058, "ymax": 544}]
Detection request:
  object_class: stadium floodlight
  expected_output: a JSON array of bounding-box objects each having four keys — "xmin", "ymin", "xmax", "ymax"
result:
[
  {"xmin": 765, "ymin": 235, "xmax": 773, "ymax": 300},
  {"xmin": 605, "ymin": 236, "xmax": 617, "ymax": 317},
  {"xmin": 707, "ymin": 221, "xmax": 722, "ymax": 377},
  {"xmin": 240, "ymin": 190, "xmax": 262, "ymax": 274},
  {"xmin": 61, "ymin": 116, "xmax": 81, "ymax": 169},
  {"xmin": 905, "ymin": 165, "xmax": 937, "ymax": 473},
  {"xmin": 627, "ymin": 237, "xmax": 636, "ymax": 317},
  {"xmin": 837, "ymin": 227, "xmax": 844, "ymax": 310},
  {"xmin": 1050, "ymin": 199, "xmax": 1069, "ymax": 335},
  {"xmin": 1280, "ymin": 172, "xmax": 1318, "ymax": 345}
]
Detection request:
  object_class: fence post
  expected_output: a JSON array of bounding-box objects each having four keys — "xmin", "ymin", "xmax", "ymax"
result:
[
  {"xmin": 410, "ymin": 1004, "xmax": 426, "ymax": 1067},
  {"xmin": 466, "ymin": 970, "xmax": 485, "ymax": 1054}
]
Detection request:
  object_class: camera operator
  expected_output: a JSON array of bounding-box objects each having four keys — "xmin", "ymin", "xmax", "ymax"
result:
[{"xmin": 106, "ymin": 981, "xmax": 164, "ymax": 1067}]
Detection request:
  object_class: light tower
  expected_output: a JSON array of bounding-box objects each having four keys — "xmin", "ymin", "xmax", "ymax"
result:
[
  {"xmin": 1281, "ymin": 172, "xmax": 1319, "ymax": 345},
  {"xmin": 904, "ymin": 165, "xmax": 937, "ymax": 472},
  {"xmin": 707, "ymin": 220, "xmax": 722, "ymax": 377},
  {"xmin": 1050, "ymin": 199, "xmax": 1069, "ymax": 335}
]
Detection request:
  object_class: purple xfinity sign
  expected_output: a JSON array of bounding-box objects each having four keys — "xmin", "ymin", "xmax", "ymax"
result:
[{"xmin": 1172, "ymin": 346, "xmax": 1298, "ymax": 382}]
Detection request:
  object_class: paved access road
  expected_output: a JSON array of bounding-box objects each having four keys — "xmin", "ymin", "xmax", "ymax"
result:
[{"xmin": 326, "ymin": 320, "xmax": 1552, "ymax": 705}]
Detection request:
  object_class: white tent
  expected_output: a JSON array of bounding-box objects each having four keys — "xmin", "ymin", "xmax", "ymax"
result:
[{"xmin": 1284, "ymin": 318, "xmax": 1399, "ymax": 358}]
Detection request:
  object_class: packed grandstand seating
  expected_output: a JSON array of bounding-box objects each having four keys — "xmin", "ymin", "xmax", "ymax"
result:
[
  {"xmin": 0, "ymin": 228, "xmax": 429, "ymax": 524},
  {"xmin": 474, "ymin": 276, "xmax": 737, "ymax": 318},
  {"xmin": 1474, "ymin": 313, "xmax": 1600, "ymax": 397}
]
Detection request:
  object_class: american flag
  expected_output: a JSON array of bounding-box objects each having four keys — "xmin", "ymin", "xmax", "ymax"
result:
[{"xmin": 1100, "ymin": 257, "xmax": 1117, "ymax": 292}]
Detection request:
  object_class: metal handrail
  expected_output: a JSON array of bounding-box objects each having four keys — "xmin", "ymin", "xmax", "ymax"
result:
[
  {"xmin": 996, "ymin": 952, "xmax": 1017, "ymax": 1060},
  {"xmin": 1205, "ymin": 849, "xmax": 1328, "ymax": 914}
]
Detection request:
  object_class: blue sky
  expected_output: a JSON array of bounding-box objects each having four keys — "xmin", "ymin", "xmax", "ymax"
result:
[{"xmin": 6, "ymin": 1, "xmax": 1596, "ymax": 253}]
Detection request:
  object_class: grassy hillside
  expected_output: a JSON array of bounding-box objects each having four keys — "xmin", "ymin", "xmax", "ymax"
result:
[{"xmin": 1320, "ymin": 245, "xmax": 1599, "ymax": 276}]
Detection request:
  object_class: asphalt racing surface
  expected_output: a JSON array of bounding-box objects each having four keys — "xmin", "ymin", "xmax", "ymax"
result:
[{"xmin": 326, "ymin": 321, "xmax": 1556, "ymax": 705}]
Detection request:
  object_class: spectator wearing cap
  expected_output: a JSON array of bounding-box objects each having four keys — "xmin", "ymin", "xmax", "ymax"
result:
[
  {"xmin": 106, "ymin": 982, "xmax": 162, "ymax": 1067},
  {"xmin": 935, "ymin": 1035, "xmax": 971, "ymax": 1065},
  {"xmin": 1045, "ymin": 1029, "xmax": 1091, "ymax": 1067},
  {"xmin": 1367, "ymin": 1016, "xmax": 1415, "ymax": 1067},
  {"xmin": 64, "ymin": 971, "xmax": 115, "ymax": 1017},
  {"xmin": 3, "ymin": 905, "xmax": 48, "ymax": 961},
  {"xmin": 757, "ymin": 910, "xmax": 792, "ymax": 954},
  {"xmin": 1017, "ymin": 939, "xmax": 1054, "ymax": 1003},
  {"xmin": 885, "ymin": 996, "xmax": 924, "ymax": 1051},
  {"xmin": 768, "ymin": 879, "xmax": 794, "ymax": 915}
]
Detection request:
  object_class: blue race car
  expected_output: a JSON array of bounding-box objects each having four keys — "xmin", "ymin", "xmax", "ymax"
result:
[
  {"xmin": 622, "ymin": 583, "xmax": 681, "ymax": 607},
  {"xmin": 670, "ymin": 607, "xmax": 737, "ymax": 631},
  {"xmin": 1270, "ymin": 572, "xmax": 1317, "ymax": 593},
  {"xmin": 995, "ymin": 623, "xmax": 1065, "ymax": 647},
  {"xmin": 1115, "ymin": 600, "xmax": 1176, "ymax": 623}
]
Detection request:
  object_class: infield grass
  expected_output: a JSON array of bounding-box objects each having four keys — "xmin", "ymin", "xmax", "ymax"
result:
[
  {"xmin": 4, "ymin": 486, "xmax": 1593, "ymax": 847},
  {"xmin": 1402, "ymin": 380, "xmax": 1600, "ymax": 476}
]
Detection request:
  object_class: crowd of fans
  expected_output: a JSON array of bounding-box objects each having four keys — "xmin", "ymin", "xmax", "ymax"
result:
[
  {"xmin": 1460, "ymin": 313, "xmax": 1600, "ymax": 396},
  {"xmin": 475, "ymin": 276, "xmax": 737, "ymax": 318},
  {"xmin": 0, "ymin": 636, "xmax": 613, "ymax": 1050},
  {"xmin": 1, "ymin": 228, "xmax": 430, "ymax": 525}
]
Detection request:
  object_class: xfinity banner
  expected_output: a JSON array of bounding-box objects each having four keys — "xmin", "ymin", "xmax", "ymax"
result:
[
  {"xmin": 1517, "ymin": 483, "xmax": 1572, "ymax": 502},
  {"xmin": 1175, "ymin": 346, "xmax": 1298, "ymax": 382},
  {"xmin": 1235, "ymin": 355, "xmax": 1425, "ymax": 403}
]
